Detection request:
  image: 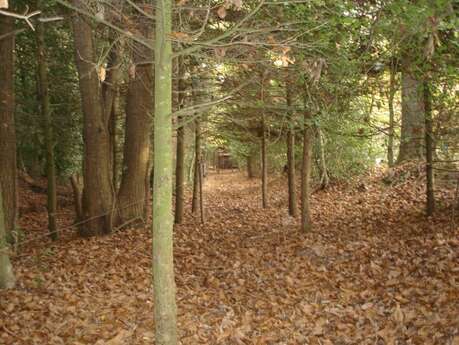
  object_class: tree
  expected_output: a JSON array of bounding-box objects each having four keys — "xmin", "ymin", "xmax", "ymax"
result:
[
  {"xmin": 0, "ymin": 186, "xmax": 15, "ymax": 289},
  {"xmin": 285, "ymin": 68, "xmax": 297, "ymax": 217},
  {"xmin": 0, "ymin": 15, "xmax": 17, "ymax": 241},
  {"xmin": 117, "ymin": 10, "xmax": 153, "ymax": 226},
  {"xmin": 397, "ymin": 64, "xmax": 425, "ymax": 163},
  {"xmin": 36, "ymin": 0, "xmax": 58, "ymax": 240},
  {"xmin": 70, "ymin": 0, "xmax": 117, "ymax": 236},
  {"xmin": 174, "ymin": 55, "xmax": 186, "ymax": 224},
  {"xmin": 152, "ymin": 0, "xmax": 177, "ymax": 342}
]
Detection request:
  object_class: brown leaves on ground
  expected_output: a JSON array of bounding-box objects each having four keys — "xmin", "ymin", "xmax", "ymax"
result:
[{"xmin": 1, "ymin": 169, "xmax": 458, "ymax": 344}]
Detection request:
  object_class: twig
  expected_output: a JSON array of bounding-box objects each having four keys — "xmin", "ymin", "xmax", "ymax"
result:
[{"xmin": 0, "ymin": 9, "xmax": 40, "ymax": 31}]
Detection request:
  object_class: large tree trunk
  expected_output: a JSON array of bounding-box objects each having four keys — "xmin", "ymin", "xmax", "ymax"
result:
[
  {"xmin": 397, "ymin": 66, "xmax": 425, "ymax": 163},
  {"xmin": 0, "ymin": 16, "xmax": 17, "ymax": 240},
  {"xmin": 0, "ymin": 187, "xmax": 15, "ymax": 289},
  {"xmin": 117, "ymin": 15, "xmax": 153, "ymax": 226},
  {"xmin": 285, "ymin": 71, "xmax": 297, "ymax": 217},
  {"xmin": 424, "ymin": 81, "xmax": 435, "ymax": 216},
  {"xmin": 153, "ymin": 0, "xmax": 178, "ymax": 343},
  {"xmin": 36, "ymin": 2, "xmax": 58, "ymax": 241},
  {"xmin": 71, "ymin": 0, "xmax": 114, "ymax": 236},
  {"xmin": 174, "ymin": 55, "xmax": 186, "ymax": 224}
]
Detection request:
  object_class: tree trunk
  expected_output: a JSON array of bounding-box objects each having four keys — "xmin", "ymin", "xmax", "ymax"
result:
[
  {"xmin": 424, "ymin": 81, "xmax": 435, "ymax": 216},
  {"xmin": 191, "ymin": 77, "xmax": 201, "ymax": 216},
  {"xmin": 192, "ymin": 116, "xmax": 201, "ymax": 215},
  {"xmin": 285, "ymin": 72, "xmax": 297, "ymax": 217},
  {"xmin": 246, "ymin": 153, "xmax": 256, "ymax": 178},
  {"xmin": 109, "ymin": 90, "xmax": 118, "ymax": 189},
  {"xmin": 153, "ymin": 0, "xmax": 178, "ymax": 342},
  {"xmin": 316, "ymin": 126, "xmax": 329, "ymax": 189},
  {"xmin": 387, "ymin": 60, "xmax": 396, "ymax": 167},
  {"xmin": 261, "ymin": 75, "xmax": 268, "ymax": 208},
  {"xmin": 174, "ymin": 55, "xmax": 186, "ymax": 224},
  {"xmin": 117, "ymin": 15, "xmax": 153, "ymax": 226},
  {"xmin": 36, "ymin": 3, "xmax": 58, "ymax": 241},
  {"xmin": 0, "ymin": 187, "xmax": 15, "ymax": 289},
  {"xmin": 71, "ymin": 0, "xmax": 114, "ymax": 236},
  {"xmin": 397, "ymin": 66, "xmax": 425, "ymax": 163},
  {"xmin": 0, "ymin": 16, "xmax": 17, "ymax": 240},
  {"xmin": 301, "ymin": 106, "xmax": 313, "ymax": 232},
  {"xmin": 70, "ymin": 174, "xmax": 83, "ymax": 221}
]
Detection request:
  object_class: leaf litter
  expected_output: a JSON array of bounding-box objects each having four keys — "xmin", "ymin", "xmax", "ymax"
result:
[{"xmin": 0, "ymin": 167, "xmax": 458, "ymax": 344}]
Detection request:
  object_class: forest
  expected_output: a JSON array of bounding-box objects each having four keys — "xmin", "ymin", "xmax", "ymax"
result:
[{"xmin": 0, "ymin": 0, "xmax": 458, "ymax": 344}]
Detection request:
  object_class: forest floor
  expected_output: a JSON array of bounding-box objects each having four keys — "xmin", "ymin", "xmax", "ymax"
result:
[{"xmin": 1, "ymin": 167, "xmax": 458, "ymax": 345}]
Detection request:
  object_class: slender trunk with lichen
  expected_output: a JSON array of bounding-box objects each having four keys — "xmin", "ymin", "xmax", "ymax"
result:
[
  {"xmin": 0, "ymin": 16, "xmax": 17, "ymax": 241},
  {"xmin": 153, "ymin": 0, "xmax": 178, "ymax": 343},
  {"xmin": 36, "ymin": 1, "xmax": 58, "ymax": 240}
]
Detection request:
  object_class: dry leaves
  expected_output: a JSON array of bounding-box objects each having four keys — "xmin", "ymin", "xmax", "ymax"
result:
[{"xmin": 0, "ymin": 167, "xmax": 458, "ymax": 344}]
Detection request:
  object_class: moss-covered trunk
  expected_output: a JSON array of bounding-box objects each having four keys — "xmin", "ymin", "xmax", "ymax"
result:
[{"xmin": 152, "ymin": 0, "xmax": 178, "ymax": 343}]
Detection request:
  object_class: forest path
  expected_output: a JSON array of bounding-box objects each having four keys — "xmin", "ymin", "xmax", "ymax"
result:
[{"xmin": 1, "ymin": 171, "xmax": 458, "ymax": 344}]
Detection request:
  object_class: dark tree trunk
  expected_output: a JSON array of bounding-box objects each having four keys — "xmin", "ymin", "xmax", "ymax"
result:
[
  {"xmin": 191, "ymin": 117, "xmax": 201, "ymax": 215},
  {"xmin": 397, "ymin": 65, "xmax": 425, "ymax": 163},
  {"xmin": 117, "ymin": 16, "xmax": 153, "ymax": 226},
  {"xmin": 191, "ymin": 76, "xmax": 202, "ymax": 216},
  {"xmin": 285, "ymin": 71, "xmax": 297, "ymax": 217},
  {"xmin": 424, "ymin": 81, "xmax": 435, "ymax": 216},
  {"xmin": 260, "ymin": 75, "xmax": 268, "ymax": 208},
  {"xmin": 174, "ymin": 55, "xmax": 186, "ymax": 224},
  {"xmin": 71, "ymin": 0, "xmax": 114, "ymax": 236},
  {"xmin": 36, "ymin": 2, "xmax": 58, "ymax": 240},
  {"xmin": 301, "ymin": 90, "xmax": 313, "ymax": 232},
  {"xmin": 0, "ymin": 16, "xmax": 17, "ymax": 240}
]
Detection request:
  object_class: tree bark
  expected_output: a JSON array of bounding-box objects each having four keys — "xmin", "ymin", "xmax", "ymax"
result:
[
  {"xmin": 387, "ymin": 60, "xmax": 396, "ymax": 167},
  {"xmin": 117, "ymin": 14, "xmax": 153, "ymax": 226},
  {"xmin": 246, "ymin": 153, "xmax": 256, "ymax": 178},
  {"xmin": 261, "ymin": 75, "xmax": 268, "ymax": 208},
  {"xmin": 174, "ymin": 55, "xmax": 186, "ymax": 224},
  {"xmin": 191, "ymin": 77, "xmax": 201, "ymax": 216},
  {"xmin": 153, "ymin": 0, "xmax": 178, "ymax": 342},
  {"xmin": 36, "ymin": 2, "xmax": 58, "ymax": 240},
  {"xmin": 316, "ymin": 126, "xmax": 329, "ymax": 189},
  {"xmin": 301, "ymin": 92, "xmax": 313, "ymax": 232},
  {"xmin": 397, "ymin": 65, "xmax": 425, "ymax": 163},
  {"xmin": 0, "ymin": 16, "xmax": 17, "ymax": 240},
  {"xmin": 424, "ymin": 81, "xmax": 435, "ymax": 216},
  {"xmin": 286, "ymin": 72, "xmax": 297, "ymax": 217},
  {"xmin": 0, "ymin": 186, "xmax": 15, "ymax": 289},
  {"xmin": 71, "ymin": 0, "xmax": 115, "ymax": 236}
]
